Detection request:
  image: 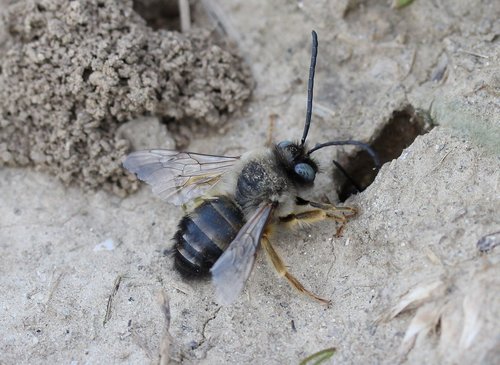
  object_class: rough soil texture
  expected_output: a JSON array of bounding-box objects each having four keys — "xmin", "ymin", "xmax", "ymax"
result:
[
  {"xmin": 0, "ymin": 0, "xmax": 251, "ymax": 195},
  {"xmin": 1, "ymin": 0, "xmax": 499, "ymax": 365}
]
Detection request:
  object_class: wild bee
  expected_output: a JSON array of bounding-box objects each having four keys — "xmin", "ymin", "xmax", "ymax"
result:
[{"xmin": 123, "ymin": 31, "xmax": 380, "ymax": 305}]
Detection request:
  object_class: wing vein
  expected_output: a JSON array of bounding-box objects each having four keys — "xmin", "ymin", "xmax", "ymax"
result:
[
  {"xmin": 123, "ymin": 149, "xmax": 240, "ymax": 206},
  {"xmin": 211, "ymin": 203, "xmax": 275, "ymax": 305}
]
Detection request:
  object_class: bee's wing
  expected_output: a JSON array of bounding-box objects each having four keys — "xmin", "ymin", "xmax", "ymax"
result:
[
  {"xmin": 123, "ymin": 149, "xmax": 240, "ymax": 206},
  {"xmin": 211, "ymin": 203, "xmax": 275, "ymax": 305}
]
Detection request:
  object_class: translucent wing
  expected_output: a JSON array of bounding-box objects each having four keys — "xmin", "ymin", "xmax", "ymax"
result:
[
  {"xmin": 123, "ymin": 149, "xmax": 239, "ymax": 206},
  {"xmin": 211, "ymin": 203, "xmax": 275, "ymax": 305}
]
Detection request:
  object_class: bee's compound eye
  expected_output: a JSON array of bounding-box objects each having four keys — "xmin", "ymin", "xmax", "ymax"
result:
[
  {"xmin": 294, "ymin": 163, "xmax": 316, "ymax": 182},
  {"xmin": 277, "ymin": 140, "xmax": 293, "ymax": 149}
]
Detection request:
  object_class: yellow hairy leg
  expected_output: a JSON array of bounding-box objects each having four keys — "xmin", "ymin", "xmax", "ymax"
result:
[
  {"xmin": 278, "ymin": 200, "xmax": 357, "ymax": 236},
  {"xmin": 261, "ymin": 234, "xmax": 331, "ymax": 305}
]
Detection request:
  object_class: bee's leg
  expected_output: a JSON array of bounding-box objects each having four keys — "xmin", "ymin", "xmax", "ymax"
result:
[
  {"xmin": 280, "ymin": 197, "xmax": 357, "ymax": 236},
  {"xmin": 261, "ymin": 234, "xmax": 331, "ymax": 305}
]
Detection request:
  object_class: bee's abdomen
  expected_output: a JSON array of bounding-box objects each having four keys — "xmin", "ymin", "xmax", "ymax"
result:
[{"xmin": 174, "ymin": 196, "xmax": 245, "ymax": 276}]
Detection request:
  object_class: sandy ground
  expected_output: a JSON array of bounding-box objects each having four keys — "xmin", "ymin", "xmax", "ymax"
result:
[{"xmin": 1, "ymin": 0, "xmax": 499, "ymax": 364}]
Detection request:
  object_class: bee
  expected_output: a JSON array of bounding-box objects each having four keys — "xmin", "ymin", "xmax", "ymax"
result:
[{"xmin": 123, "ymin": 31, "xmax": 380, "ymax": 305}]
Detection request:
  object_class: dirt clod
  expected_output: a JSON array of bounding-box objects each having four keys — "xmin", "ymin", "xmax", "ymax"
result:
[{"xmin": 0, "ymin": 0, "xmax": 252, "ymax": 195}]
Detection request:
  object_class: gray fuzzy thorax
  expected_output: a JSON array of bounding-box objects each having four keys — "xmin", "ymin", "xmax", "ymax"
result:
[{"xmin": 234, "ymin": 150, "xmax": 295, "ymax": 214}]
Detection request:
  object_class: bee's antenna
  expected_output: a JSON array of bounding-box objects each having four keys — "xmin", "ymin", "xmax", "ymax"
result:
[
  {"xmin": 300, "ymin": 30, "xmax": 318, "ymax": 147},
  {"xmin": 308, "ymin": 140, "xmax": 381, "ymax": 171}
]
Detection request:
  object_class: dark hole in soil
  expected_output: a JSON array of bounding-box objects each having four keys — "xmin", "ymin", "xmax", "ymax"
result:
[
  {"xmin": 82, "ymin": 67, "xmax": 92, "ymax": 82},
  {"xmin": 162, "ymin": 116, "xmax": 192, "ymax": 150},
  {"xmin": 337, "ymin": 105, "xmax": 433, "ymax": 202},
  {"xmin": 133, "ymin": 0, "xmax": 182, "ymax": 31}
]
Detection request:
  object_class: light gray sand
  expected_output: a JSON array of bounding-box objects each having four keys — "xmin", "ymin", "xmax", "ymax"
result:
[{"xmin": 1, "ymin": 0, "xmax": 499, "ymax": 364}]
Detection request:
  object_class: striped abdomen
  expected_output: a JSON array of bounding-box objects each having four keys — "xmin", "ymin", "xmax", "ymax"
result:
[{"xmin": 174, "ymin": 196, "xmax": 245, "ymax": 276}]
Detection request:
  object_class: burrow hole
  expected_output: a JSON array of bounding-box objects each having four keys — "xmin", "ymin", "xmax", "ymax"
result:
[
  {"xmin": 133, "ymin": 0, "xmax": 185, "ymax": 31},
  {"xmin": 337, "ymin": 105, "xmax": 434, "ymax": 202},
  {"xmin": 132, "ymin": 1, "xmax": 220, "ymax": 35}
]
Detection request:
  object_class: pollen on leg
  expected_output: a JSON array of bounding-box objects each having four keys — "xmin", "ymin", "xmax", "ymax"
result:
[{"xmin": 279, "ymin": 210, "xmax": 329, "ymax": 228}]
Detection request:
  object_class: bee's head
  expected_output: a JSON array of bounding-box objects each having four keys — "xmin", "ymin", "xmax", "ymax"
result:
[
  {"xmin": 275, "ymin": 140, "xmax": 318, "ymax": 186},
  {"xmin": 294, "ymin": 31, "xmax": 381, "ymax": 178},
  {"xmin": 272, "ymin": 30, "xmax": 381, "ymax": 192},
  {"xmin": 270, "ymin": 31, "xmax": 319, "ymax": 187}
]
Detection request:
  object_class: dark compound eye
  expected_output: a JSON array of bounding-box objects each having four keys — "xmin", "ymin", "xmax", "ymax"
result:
[{"xmin": 294, "ymin": 163, "xmax": 316, "ymax": 182}]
